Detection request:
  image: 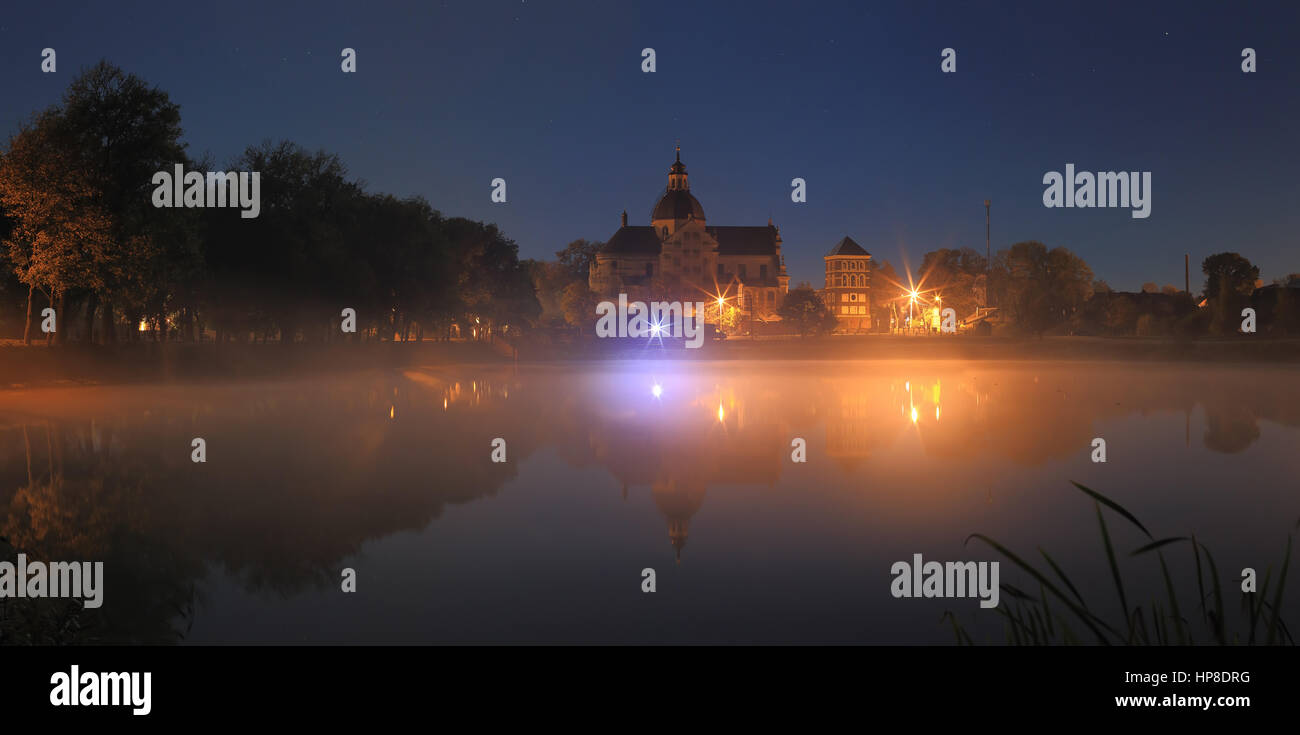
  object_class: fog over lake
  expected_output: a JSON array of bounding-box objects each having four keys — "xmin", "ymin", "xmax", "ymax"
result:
[{"xmin": 1, "ymin": 360, "xmax": 1296, "ymax": 643}]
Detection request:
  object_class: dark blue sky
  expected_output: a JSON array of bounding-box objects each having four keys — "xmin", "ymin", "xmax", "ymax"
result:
[{"xmin": 2, "ymin": 1, "xmax": 1297, "ymax": 290}]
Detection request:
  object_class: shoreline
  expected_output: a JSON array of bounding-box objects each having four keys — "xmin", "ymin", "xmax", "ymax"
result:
[{"xmin": 2, "ymin": 336, "xmax": 1298, "ymax": 390}]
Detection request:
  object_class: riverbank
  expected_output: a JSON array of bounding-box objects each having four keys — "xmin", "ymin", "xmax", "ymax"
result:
[
  {"xmin": 0, "ymin": 341, "xmax": 510, "ymax": 389},
  {"xmin": 2, "ymin": 335, "xmax": 1297, "ymax": 389},
  {"xmin": 623, "ymin": 334, "xmax": 1300, "ymax": 363}
]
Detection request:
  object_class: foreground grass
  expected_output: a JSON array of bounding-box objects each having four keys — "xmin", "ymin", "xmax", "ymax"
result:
[{"xmin": 948, "ymin": 482, "xmax": 1295, "ymax": 645}]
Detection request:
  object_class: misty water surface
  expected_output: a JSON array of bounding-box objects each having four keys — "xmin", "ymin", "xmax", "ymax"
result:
[{"xmin": 1, "ymin": 360, "xmax": 1296, "ymax": 643}]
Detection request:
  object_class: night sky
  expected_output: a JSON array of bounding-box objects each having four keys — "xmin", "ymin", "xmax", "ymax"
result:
[{"xmin": 2, "ymin": 0, "xmax": 1297, "ymax": 290}]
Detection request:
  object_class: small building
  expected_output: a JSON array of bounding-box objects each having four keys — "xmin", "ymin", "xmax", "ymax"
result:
[{"xmin": 822, "ymin": 236, "xmax": 872, "ymax": 332}]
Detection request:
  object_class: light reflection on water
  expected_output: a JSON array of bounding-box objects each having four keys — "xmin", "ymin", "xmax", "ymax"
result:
[{"xmin": 0, "ymin": 361, "xmax": 1296, "ymax": 643}]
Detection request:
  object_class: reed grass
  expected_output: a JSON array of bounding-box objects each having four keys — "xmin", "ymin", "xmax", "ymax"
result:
[{"xmin": 947, "ymin": 482, "xmax": 1296, "ymax": 645}]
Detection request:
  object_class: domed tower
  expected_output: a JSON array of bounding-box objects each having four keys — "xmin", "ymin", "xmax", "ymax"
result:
[
  {"xmin": 650, "ymin": 145, "xmax": 706, "ymax": 239},
  {"xmin": 651, "ymin": 477, "xmax": 707, "ymax": 564}
]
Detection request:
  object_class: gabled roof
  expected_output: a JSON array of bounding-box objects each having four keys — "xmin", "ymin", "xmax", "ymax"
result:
[
  {"xmin": 599, "ymin": 224, "xmax": 781, "ymax": 258},
  {"xmin": 602, "ymin": 226, "xmax": 661, "ymax": 256},
  {"xmin": 827, "ymin": 236, "xmax": 869, "ymax": 257},
  {"xmin": 708, "ymin": 226, "xmax": 779, "ymax": 256}
]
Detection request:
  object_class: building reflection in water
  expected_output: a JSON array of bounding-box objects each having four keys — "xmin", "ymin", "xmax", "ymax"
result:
[{"xmin": 0, "ymin": 362, "xmax": 1296, "ymax": 641}]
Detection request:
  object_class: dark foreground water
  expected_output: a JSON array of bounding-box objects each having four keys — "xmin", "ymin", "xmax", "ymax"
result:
[{"xmin": 1, "ymin": 360, "xmax": 1297, "ymax": 643}]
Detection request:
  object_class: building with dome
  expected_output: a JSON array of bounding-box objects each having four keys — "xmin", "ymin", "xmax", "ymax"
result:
[{"xmin": 588, "ymin": 147, "xmax": 790, "ymax": 320}]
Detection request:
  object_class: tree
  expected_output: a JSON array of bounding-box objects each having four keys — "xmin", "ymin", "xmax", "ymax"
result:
[
  {"xmin": 869, "ymin": 259, "xmax": 902, "ymax": 332},
  {"xmin": 917, "ymin": 247, "xmax": 987, "ymax": 321},
  {"xmin": 526, "ymin": 260, "xmax": 571, "ymax": 326},
  {"xmin": 56, "ymin": 60, "xmax": 188, "ymax": 343},
  {"xmin": 1141, "ymin": 282, "xmax": 1159, "ymax": 294},
  {"xmin": 528, "ymin": 239, "xmax": 605, "ymax": 327},
  {"xmin": 1201, "ymin": 252, "xmax": 1258, "ymax": 302},
  {"xmin": 443, "ymin": 218, "xmax": 539, "ymax": 339},
  {"xmin": 778, "ymin": 283, "xmax": 836, "ymax": 337},
  {"xmin": 0, "ymin": 111, "xmax": 115, "ymax": 344},
  {"xmin": 1201, "ymin": 252, "xmax": 1259, "ymax": 336},
  {"xmin": 555, "ymin": 239, "xmax": 602, "ymax": 282},
  {"xmin": 560, "ymin": 281, "xmax": 600, "ymax": 333},
  {"xmin": 991, "ymin": 241, "xmax": 1093, "ymax": 335},
  {"xmin": 1104, "ymin": 296, "xmax": 1138, "ymax": 333},
  {"xmin": 207, "ymin": 141, "xmax": 366, "ymax": 343}
]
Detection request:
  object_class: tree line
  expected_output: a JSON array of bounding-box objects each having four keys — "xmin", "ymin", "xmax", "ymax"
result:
[
  {"xmin": 0, "ymin": 61, "xmax": 539, "ymax": 345},
  {"xmin": 777, "ymin": 243, "xmax": 1295, "ymax": 337}
]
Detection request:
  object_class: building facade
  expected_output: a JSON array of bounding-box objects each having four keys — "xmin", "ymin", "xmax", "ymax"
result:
[
  {"xmin": 822, "ymin": 236, "xmax": 872, "ymax": 332},
  {"xmin": 588, "ymin": 147, "xmax": 790, "ymax": 320}
]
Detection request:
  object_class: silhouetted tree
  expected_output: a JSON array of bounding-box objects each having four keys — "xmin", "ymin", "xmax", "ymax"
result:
[
  {"xmin": 778, "ymin": 283, "xmax": 836, "ymax": 337},
  {"xmin": 1202, "ymin": 252, "xmax": 1259, "ymax": 335},
  {"xmin": 555, "ymin": 239, "xmax": 602, "ymax": 282},
  {"xmin": 57, "ymin": 60, "xmax": 188, "ymax": 343},
  {"xmin": 1202, "ymin": 252, "xmax": 1258, "ymax": 302},
  {"xmin": 990, "ymin": 241, "xmax": 1093, "ymax": 335}
]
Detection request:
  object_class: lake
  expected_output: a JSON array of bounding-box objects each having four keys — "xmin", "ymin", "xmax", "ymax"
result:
[{"xmin": 1, "ymin": 360, "xmax": 1296, "ymax": 643}]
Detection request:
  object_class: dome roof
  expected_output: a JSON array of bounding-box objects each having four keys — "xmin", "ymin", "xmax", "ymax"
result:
[{"xmin": 651, "ymin": 189, "xmax": 706, "ymax": 222}]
